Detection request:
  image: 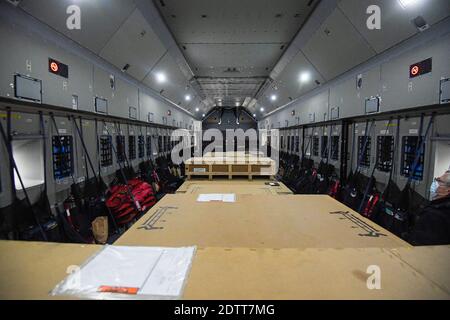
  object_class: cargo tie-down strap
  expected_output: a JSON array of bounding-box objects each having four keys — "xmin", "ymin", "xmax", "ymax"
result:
[
  {"xmin": 0, "ymin": 114, "xmax": 47, "ymax": 240},
  {"xmin": 138, "ymin": 206, "xmax": 179, "ymax": 231},
  {"xmin": 329, "ymin": 211, "xmax": 387, "ymax": 238}
]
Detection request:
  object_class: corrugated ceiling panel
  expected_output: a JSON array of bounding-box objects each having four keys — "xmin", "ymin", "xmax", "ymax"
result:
[
  {"xmin": 302, "ymin": 7, "xmax": 376, "ymax": 81},
  {"xmin": 142, "ymin": 52, "xmax": 190, "ymax": 92},
  {"xmin": 183, "ymin": 43, "xmax": 284, "ymax": 77},
  {"xmin": 19, "ymin": 0, "xmax": 136, "ymax": 54},
  {"xmin": 157, "ymin": 0, "xmax": 315, "ymax": 44},
  {"xmin": 99, "ymin": 9, "xmax": 167, "ymax": 81},
  {"xmin": 338, "ymin": 0, "xmax": 450, "ymax": 53},
  {"xmin": 275, "ymin": 50, "xmax": 325, "ymax": 99}
]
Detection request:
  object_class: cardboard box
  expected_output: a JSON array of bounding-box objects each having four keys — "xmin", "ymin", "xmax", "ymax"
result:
[
  {"xmin": 115, "ymin": 194, "xmax": 410, "ymax": 249},
  {"xmin": 176, "ymin": 179, "xmax": 292, "ymax": 195},
  {"xmin": 184, "ymin": 246, "xmax": 450, "ymax": 300},
  {"xmin": 1, "ymin": 241, "xmax": 448, "ymax": 300}
]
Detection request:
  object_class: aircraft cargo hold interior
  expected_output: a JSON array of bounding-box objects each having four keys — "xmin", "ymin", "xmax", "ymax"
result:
[{"xmin": 0, "ymin": 0, "xmax": 449, "ymax": 306}]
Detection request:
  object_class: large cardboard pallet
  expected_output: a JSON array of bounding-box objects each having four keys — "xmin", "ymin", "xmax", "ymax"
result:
[
  {"xmin": 1, "ymin": 241, "xmax": 449, "ymax": 300},
  {"xmin": 176, "ymin": 179, "xmax": 293, "ymax": 195},
  {"xmin": 184, "ymin": 246, "xmax": 450, "ymax": 300},
  {"xmin": 115, "ymin": 194, "xmax": 410, "ymax": 249}
]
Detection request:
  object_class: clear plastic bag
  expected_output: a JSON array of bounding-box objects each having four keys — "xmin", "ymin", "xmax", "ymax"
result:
[{"xmin": 51, "ymin": 245, "xmax": 196, "ymax": 300}]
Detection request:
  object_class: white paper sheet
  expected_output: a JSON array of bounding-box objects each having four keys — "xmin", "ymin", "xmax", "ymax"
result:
[
  {"xmin": 140, "ymin": 247, "xmax": 196, "ymax": 297},
  {"xmin": 197, "ymin": 193, "xmax": 236, "ymax": 203},
  {"xmin": 51, "ymin": 246, "xmax": 196, "ymax": 300},
  {"xmin": 222, "ymin": 194, "xmax": 236, "ymax": 203}
]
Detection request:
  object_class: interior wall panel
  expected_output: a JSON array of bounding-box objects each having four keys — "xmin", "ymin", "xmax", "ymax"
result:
[
  {"xmin": 266, "ymin": 30, "xmax": 450, "ymax": 128},
  {"xmin": 380, "ymin": 34, "xmax": 450, "ymax": 112},
  {"xmin": 338, "ymin": 0, "xmax": 450, "ymax": 53},
  {"xmin": 0, "ymin": 15, "xmax": 195, "ymax": 128}
]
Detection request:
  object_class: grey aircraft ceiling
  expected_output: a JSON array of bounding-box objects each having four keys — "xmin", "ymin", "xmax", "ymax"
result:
[{"xmin": 14, "ymin": 0, "xmax": 450, "ymax": 120}]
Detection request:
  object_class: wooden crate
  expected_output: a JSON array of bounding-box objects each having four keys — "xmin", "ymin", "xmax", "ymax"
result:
[{"xmin": 185, "ymin": 155, "xmax": 276, "ymax": 180}]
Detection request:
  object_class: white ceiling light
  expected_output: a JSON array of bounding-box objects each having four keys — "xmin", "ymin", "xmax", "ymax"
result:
[
  {"xmin": 253, "ymin": 114, "xmax": 256, "ymax": 117},
  {"xmin": 185, "ymin": 95, "xmax": 192, "ymax": 101},
  {"xmin": 270, "ymin": 95, "xmax": 277, "ymax": 102},
  {"xmin": 398, "ymin": 0, "xmax": 421, "ymax": 8},
  {"xmin": 260, "ymin": 107, "xmax": 265, "ymax": 112},
  {"xmin": 202, "ymin": 114, "xmax": 205, "ymax": 117},
  {"xmin": 155, "ymin": 72, "xmax": 167, "ymax": 84},
  {"xmin": 195, "ymin": 107, "xmax": 200, "ymax": 112},
  {"xmin": 299, "ymin": 71, "xmax": 311, "ymax": 83}
]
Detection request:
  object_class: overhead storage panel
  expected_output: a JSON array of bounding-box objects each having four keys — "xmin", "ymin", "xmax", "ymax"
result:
[
  {"xmin": 40, "ymin": 49, "xmax": 94, "ymax": 112},
  {"xmin": 0, "ymin": 21, "xmax": 31, "ymax": 99},
  {"xmin": 380, "ymin": 34, "xmax": 450, "ymax": 112},
  {"xmin": 162, "ymin": 86, "xmax": 189, "ymax": 111},
  {"xmin": 338, "ymin": 0, "xmax": 450, "ymax": 53},
  {"xmin": 298, "ymin": 90, "xmax": 329, "ymax": 126},
  {"xmin": 276, "ymin": 50, "xmax": 325, "ymax": 100},
  {"xmin": 142, "ymin": 53, "xmax": 187, "ymax": 91},
  {"xmin": 112, "ymin": 79, "xmax": 139, "ymax": 119},
  {"xmin": 99, "ymin": 9, "xmax": 167, "ymax": 82},
  {"xmin": 139, "ymin": 91, "xmax": 166, "ymax": 125},
  {"xmin": 142, "ymin": 53, "xmax": 190, "ymax": 107},
  {"xmin": 302, "ymin": 8, "xmax": 376, "ymax": 81},
  {"xmin": 0, "ymin": 20, "xmax": 94, "ymax": 111},
  {"xmin": 189, "ymin": 96, "xmax": 203, "ymax": 113},
  {"xmin": 359, "ymin": 67, "xmax": 381, "ymax": 104},
  {"xmin": 166, "ymin": 86, "xmax": 199, "ymax": 113},
  {"xmin": 258, "ymin": 88, "xmax": 292, "ymax": 112},
  {"xmin": 93, "ymin": 67, "xmax": 138, "ymax": 118},
  {"xmin": 328, "ymin": 67, "xmax": 381, "ymax": 119},
  {"xmin": 19, "ymin": 0, "xmax": 136, "ymax": 54},
  {"xmin": 93, "ymin": 67, "xmax": 114, "ymax": 112}
]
